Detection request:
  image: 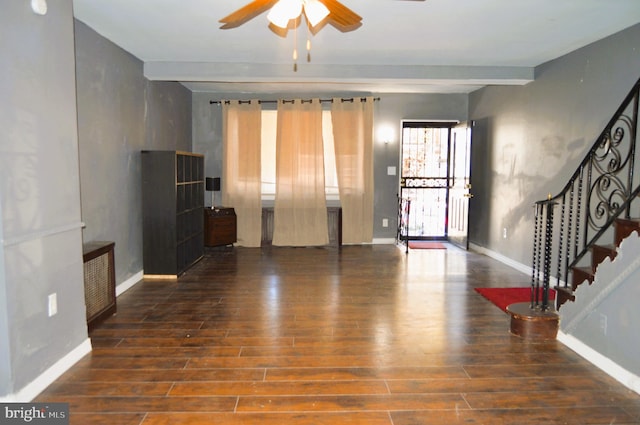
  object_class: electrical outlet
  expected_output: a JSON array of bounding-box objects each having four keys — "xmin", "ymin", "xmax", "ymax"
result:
[
  {"xmin": 382, "ymin": 218, "xmax": 389, "ymax": 228},
  {"xmin": 48, "ymin": 293, "xmax": 57, "ymax": 317},
  {"xmin": 503, "ymin": 228, "xmax": 508, "ymax": 239}
]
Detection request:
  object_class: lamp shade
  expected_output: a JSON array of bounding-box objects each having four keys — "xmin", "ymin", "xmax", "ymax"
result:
[
  {"xmin": 303, "ymin": 0, "xmax": 329, "ymax": 27},
  {"xmin": 267, "ymin": 0, "xmax": 303, "ymax": 28},
  {"xmin": 206, "ymin": 177, "xmax": 221, "ymax": 191}
]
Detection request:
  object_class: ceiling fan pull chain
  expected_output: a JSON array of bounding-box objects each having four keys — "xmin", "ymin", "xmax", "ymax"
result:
[
  {"xmin": 293, "ymin": 47, "xmax": 298, "ymax": 71},
  {"xmin": 306, "ymin": 23, "xmax": 312, "ymax": 63},
  {"xmin": 293, "ymin": 23, "xmax": 298, "ymax": 72}
]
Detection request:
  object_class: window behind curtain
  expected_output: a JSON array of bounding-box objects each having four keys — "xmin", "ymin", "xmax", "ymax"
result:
[{"xmin": 261, "ymin": 110, "xmax": 339, "ymax": 200}]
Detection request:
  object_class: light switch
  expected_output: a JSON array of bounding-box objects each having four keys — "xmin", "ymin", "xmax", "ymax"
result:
[{"xmin": 387, "ymin": 166, "xmax": 396, "ymax": 176}]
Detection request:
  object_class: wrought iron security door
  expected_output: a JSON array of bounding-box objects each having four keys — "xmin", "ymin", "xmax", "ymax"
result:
[{"xmin": 400, "ymin": 122, "xmax": 458, "ymax": 239}]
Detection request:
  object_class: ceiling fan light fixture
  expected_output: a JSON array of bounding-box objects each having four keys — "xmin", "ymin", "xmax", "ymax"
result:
[
  {"xmin": 303, "ymin": 0, "xmax": 330, "ymax": 27},
  {"xmin": 221, "ymin": 0, "xmax": 362, "ymax": 71},
  {"xmin": 267, "ymin": 0, "xmax": 303, "ymax": 29}
]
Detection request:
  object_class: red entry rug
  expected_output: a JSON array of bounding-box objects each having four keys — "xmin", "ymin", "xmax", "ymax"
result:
[
  {"xmin": 408, "ymin": 241, "xmax": 446, "ymax": 249},
  {"xmin": 474, "ymin": 287, "xmax": 556, "ymax": 312}
]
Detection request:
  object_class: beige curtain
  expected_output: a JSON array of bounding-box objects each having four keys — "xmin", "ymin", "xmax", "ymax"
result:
[
  {"xmin": 222, "ymin": 100, "xmax": 262, "ymax": 247},
  {"xmin": 272, "ymin": 99, "xmax": 328, "ymax": 246},
  {"xmin": 331, "ymin": 97, "xmax": 374, "ymax": 244}
]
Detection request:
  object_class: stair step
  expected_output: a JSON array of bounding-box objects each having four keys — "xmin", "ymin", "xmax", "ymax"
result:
[
  {"xmin": 615, "ymin": 217, "xmax": 640, "ymax": 246},
  {"xmin": 571, "ymin": 266, "xmax": 594, "ymax": 289},
  {"xmin": 564, "ymin": 221, "xmax": 631, "ymax": 308},
  {"xmin": 591, "ymin": 244, "xmax": 617, "ymax": 270},
  {"xmin": 554, "ymin": 286, "xmax": 575, "ymax": 310}
]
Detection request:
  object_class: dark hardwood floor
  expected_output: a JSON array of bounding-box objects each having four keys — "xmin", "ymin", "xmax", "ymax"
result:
[{"xmin": 36, "ymin": 244, "xmax": 640, "ymax": 424}]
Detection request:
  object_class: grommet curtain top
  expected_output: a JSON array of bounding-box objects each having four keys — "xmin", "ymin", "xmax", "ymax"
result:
[{"xmin": 210, "ymin": 97, "xmax": 379, "ymax": 105}]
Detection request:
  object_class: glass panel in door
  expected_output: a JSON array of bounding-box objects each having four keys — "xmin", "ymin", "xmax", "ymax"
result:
[
  {"xmin": 400, "ymin": 124, "xmax": 452, "ymax": 239},
  {"xmin": 448, "ymin": 122, "xmax": 473, "ymax": 249}
]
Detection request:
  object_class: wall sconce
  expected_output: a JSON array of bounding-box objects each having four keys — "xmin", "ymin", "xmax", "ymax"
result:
[
  {"xmin": 378, "ymin": 125, "xmax": 395, "ymax": 144},
  {"xmin": 206, "ymin": 177, "xmax": 221, "ymax": 209},
  {"xmin": 31, "ymin": 0, "xmax": 47, "ymax": 15}
]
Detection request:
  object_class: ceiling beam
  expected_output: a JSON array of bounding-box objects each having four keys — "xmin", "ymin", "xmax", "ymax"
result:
[{"xmin": 144, "ymin": 62, "xmax": 534, "ymax": 93}]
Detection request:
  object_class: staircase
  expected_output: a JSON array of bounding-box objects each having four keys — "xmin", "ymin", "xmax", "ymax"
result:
[
  {"xmin": 530, "ymin": 77, "xmax": 640, "ymax": 312},
  {"xmin": 556, "ymin": 217, "xmax": 640, "ymax": 307}
]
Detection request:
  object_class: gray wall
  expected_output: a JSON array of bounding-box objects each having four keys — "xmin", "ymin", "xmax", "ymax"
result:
[
  {"xmin": 0, "ymin": 11, "xmax": 193, "ymax": 399},
  {"xmin": 580, "ymin": 265, "xmax": 640, "ymax": 377},
  {"xmin": 75, "ymin": 21, "xmax": 192, "ymax": 288},
  {"xmin": 1, "ymin": 0, "xmax": 87, "ymax": 396},
  {"xmin": 468, "ymin": 23, "xmax": 640, "ymax": 378},
  {"xmin": 191, "ymin": 92, "xmax": 468, "ymax": 239},
  {"xmin": 468, "ymin": 23, "xmax": 640, "ymax": 266},
  {"xmin": 374, "ymin": 93, "xmax": 468, "ymax": 238}
]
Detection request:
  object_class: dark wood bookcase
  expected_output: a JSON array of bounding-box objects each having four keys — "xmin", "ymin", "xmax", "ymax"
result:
[{"xmin": 141, "ymin": 150, "xmax": 204, "ymax": 277}]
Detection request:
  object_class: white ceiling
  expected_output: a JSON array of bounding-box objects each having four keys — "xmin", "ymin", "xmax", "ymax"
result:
[{"xmin": 72, "ymin": 0, "xmax": 640, "ymax": 94}]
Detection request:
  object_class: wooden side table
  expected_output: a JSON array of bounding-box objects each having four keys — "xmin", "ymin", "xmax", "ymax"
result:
[{"xmin": 204, "ymin": 207, "xmax": 237, "ymax": 246}]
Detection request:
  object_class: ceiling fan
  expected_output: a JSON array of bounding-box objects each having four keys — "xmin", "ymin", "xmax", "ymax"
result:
[
  {"xmin": 219, "ymin": 0, "xmax": 424, "ymax": 71},
  {"xmin": 219, "ymin": 0, "xmax": 425, "ymax": 33},
  {"xmin": 220, "ymin": 0, "xmax": 361, "ymax": 33}
]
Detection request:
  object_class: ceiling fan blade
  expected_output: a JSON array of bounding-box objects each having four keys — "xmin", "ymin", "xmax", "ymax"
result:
[
  {"xmin": 318, "ymin": 0, "xmax": 362, "ymax": 31},
  {"xmin": 219, "ymin": 0, "xmax": 279, "ymax": 29}
]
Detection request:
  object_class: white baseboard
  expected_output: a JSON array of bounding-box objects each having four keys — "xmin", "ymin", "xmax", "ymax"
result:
[
  {"xmin": 0, "ymin": 338, "xmax": 92, "ymax": 402},
  {"xmin": 116, "ymin": 270, "xmax": 143, "ymax": 296},
  {"xmin": 372, "ymin": 238, "xmax": 396, "ymax": 245},
  {"xmin": 468, "ymin": 242, "xmax": 532, "ymax": 276},
  {"xmin": 558, "ymin": 331, "xmax": 640, "ymax": 395},
  {"xmin": 0, "ymin": 272, "xmax": 142, "ymax": 402}
]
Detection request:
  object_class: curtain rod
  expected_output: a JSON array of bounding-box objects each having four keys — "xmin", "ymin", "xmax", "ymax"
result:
[{"xmin": 209, "ymin": 97, "xmax": 380, "ymax": 105}]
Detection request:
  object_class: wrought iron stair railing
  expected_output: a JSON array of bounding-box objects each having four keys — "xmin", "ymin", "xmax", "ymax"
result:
[
  {"xmin": 531, "ymin": 77, "xmax": 640, "ymax": 311},
  {"xmin": 397, "ymin": 196, "xmax": 411, "ymax": 253}
]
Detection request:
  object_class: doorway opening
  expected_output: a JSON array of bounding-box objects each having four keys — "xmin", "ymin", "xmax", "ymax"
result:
[{"xmin": 399, "ymin": 121, "xmax": 472, "ymax": 248}]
